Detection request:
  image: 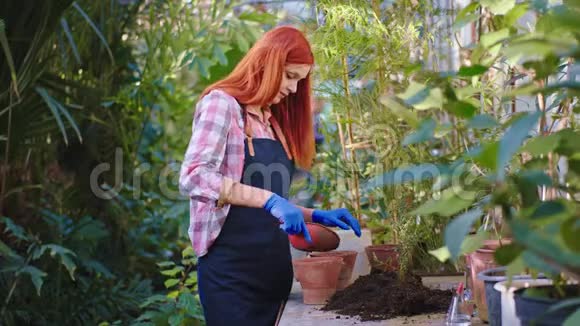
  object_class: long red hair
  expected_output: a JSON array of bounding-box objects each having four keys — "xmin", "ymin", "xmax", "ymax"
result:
[{"xmin": 202, "ymin": 26, "xmax": 315, "ymax": 169}]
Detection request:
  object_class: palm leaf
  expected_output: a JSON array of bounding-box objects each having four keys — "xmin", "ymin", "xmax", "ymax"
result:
[
  {"xmin": 57, "ymin": 28, "xmax": 69, "ymax": 72},
  {"xmin": 72, "ymin": 2, "xmax": 115, "ymax": 65},
  {"xmin": 59, "ymin": 18, "xmax": 81, "ymax": 65},
  {"xmin": 0, "ymin": 19, "xmax": 20, "ymax": 98},
  {"xmin": 55, "ymin": 101, "xmax": 82, "ymax": 143},
  {"xmin": 35, "ymin": 86, "xmax": 69, "ymax": 145}
]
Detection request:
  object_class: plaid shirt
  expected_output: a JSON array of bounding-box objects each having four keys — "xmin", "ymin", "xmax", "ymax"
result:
[{"xmin": 179, "ymin": 89, "xmax": 275, "ymax": 257}]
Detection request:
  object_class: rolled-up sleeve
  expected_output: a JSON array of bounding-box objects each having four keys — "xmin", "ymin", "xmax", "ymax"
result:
[{"xmin": 179, "ymin": 92, "xmax": 232, "ymax": 203}]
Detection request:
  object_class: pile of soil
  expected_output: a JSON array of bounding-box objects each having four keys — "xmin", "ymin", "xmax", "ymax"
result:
[{"xmin": 322, "ymin": 271, "xmax": 453, "ymax": 321}]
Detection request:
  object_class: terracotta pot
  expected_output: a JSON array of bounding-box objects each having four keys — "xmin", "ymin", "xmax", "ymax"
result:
[
  {"xmin": 482, "ymin": 238, "xmax": 512, "ymax": 250},
  {"xmin": 288, "ymin": 222, "xmax": 340, "ymax": 252},
  {"xmin": 468, "ymin": 244, "xmax": 502, "ymax": 322},
  {"xmin": 334, "ymin": 228, "xmax": 373, "ymax": 280},
  {"xmin": 364, "ymin": 244, "xmax": 399, "ymax": 272},
  {"xmin": 309, "ymin": 250, "xmax": 358, "ymax": 290},
  {"xmin": 292, "ymin": 256, "xmax": 343, "ymax": 304}
]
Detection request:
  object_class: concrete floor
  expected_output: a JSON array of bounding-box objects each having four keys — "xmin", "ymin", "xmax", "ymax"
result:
[{"xmin": 279, "ymin": 276, "xmax": 484, "ymax": 326}]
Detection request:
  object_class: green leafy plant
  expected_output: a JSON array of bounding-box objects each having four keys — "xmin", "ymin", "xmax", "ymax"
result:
[
  {"xmin": 1, "ymin": 213, "xmax": 151, "ymax": 325},
  {"xmin": 130, "ymin": 247, "xmax": 204, "ymax": 326},
  {"xmin": 1, "ymin": 1, "xmax": 274, "ymax": 324},
  {"xmin": 367, "ymin": 0, "xmax": 579, "ymax": 322}
]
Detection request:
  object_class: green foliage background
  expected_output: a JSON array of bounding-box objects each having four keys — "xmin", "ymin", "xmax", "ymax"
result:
[{"xmin": 0, "ymin": 1, "xmax": 275, "ymax": 324}]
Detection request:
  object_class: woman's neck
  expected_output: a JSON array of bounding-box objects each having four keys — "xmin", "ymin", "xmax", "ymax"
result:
[{"xmin": 245, "ymin": 104, "xmax": 261, "ymax": 111}]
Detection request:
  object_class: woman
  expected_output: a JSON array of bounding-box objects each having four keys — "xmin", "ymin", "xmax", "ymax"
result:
[{"xmin": 179, "ymin": 26, "xmax": 361, "ymax": 326}]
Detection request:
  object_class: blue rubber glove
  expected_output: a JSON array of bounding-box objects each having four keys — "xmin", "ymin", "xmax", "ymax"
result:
[
  {"xmin": 312, "ymin": 208, "xmax": 361, "ymax": 237},
  {"xmin": 264, "ymin": 194, "xmax": 312, "ymax": 243}
]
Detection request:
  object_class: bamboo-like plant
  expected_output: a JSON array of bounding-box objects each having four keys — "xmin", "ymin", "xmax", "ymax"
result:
[{"xmin": 306, "ymin": 0, "xmax": 455, "ymax": 274}]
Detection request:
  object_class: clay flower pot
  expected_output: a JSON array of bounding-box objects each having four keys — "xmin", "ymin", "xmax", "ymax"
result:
[
  {"xmin": 309, "ymin": 250, "xmax": 358, "ymax": 290},
  {"xmin": 365, "ymin": 244, "xmax": 399, "ymax": 272},
  {"xmin": 288, "ymin": 222, "xmax": 340, "ymax": 252},
  {"xmin": 467, "ymin": 238, "xmax": 511, "ymax": 323},
  {"xmin": 482, "ymin": 238, "xmax": 512, "ymax": 250},
  {"xmin": 292, "ymin": 256, "xmax": 343, "ymax": 304}
]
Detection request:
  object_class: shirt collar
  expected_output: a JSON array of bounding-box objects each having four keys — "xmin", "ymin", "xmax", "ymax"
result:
[{"xmin": 245, "ymin": 105, "xmax": 272, "ymax": 123}]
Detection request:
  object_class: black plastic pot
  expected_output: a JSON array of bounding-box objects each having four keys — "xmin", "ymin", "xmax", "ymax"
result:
[
  {"xmin": 477, "ymin": 267, "xmax": 535, "ymax": 326},
  {"xmin": 514, "ymin": 285, "xmax": 580, "ymax": 326}
]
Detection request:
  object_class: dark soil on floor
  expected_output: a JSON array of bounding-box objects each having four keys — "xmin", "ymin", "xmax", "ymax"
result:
[{"xmin": 322, "ymin": 271, "xmax": 453, "ymax": 321}]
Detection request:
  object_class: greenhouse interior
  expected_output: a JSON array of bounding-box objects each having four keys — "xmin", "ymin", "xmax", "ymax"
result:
[{"xmin": 1, "ymin": 0, "xmax": 579, "ymax": 325}]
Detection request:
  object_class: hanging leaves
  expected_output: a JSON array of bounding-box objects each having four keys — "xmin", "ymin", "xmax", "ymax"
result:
[
  {"xmin": 480, "ymin": 0, "xmax": 516, "ymax": 15},
  {"xmin": 445, "ymin": 208, "xmax": 485, "ymax": 260},
  {"xmin": 497, "ymin": 111, "xmax": 542, "ymax": 181},
  {"xmin": 398, "ymin": 82, "xmax": 444, "ymax": 110}
]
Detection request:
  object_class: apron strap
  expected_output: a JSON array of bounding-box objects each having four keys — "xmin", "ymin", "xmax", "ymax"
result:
[
  {"xmin": 269, "ymin": 115, "xmax": 293, "ymax": 160},
  {"xmin": 242, "ymin": 107, "xmax": 256, "ymax": 157},
  {"xmin": 242, "ymin": 105, "xmax": 293, "ymax": 160},
  {"xmin": 275, "ymin": 300, "xmax": 287, "ymax": 326}
]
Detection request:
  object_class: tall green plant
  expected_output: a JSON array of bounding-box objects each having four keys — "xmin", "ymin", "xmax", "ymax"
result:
[
  {"xmin": 307, "ymin": 0, "xmax": 451, "ymax": 274},
  {"xmin": 371, "ymin": 0, "xmax": 579, "ymax": 321}
]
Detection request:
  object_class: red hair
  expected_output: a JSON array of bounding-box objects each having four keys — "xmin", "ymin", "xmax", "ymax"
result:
[{"xmin": 202, "ymin": 26, "xmax": 315, "ymax": 169}]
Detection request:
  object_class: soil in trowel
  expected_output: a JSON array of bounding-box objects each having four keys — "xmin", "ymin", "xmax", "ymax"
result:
[{"xmin": 322, "ymin": 271, "xmax": 452, "ymax": 321}]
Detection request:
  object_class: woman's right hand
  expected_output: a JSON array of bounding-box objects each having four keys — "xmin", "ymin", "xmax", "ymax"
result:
[{"xmin": 263, "ymin": 194, "xmax": 312, "ymax": 242}]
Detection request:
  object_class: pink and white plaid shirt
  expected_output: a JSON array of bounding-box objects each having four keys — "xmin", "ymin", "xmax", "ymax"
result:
[{"xmin": 179, "ymin": 89, "xmax": 276, "ymax": 257}]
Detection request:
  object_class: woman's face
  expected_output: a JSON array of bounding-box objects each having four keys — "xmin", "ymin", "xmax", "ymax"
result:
[{"xmin": 271, "ymin": 63, "xmax": 311, "ymax": 104}]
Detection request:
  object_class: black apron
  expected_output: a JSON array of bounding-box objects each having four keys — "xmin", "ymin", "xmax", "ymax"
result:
[{"xmin": 197, "ymin": 135, "xmax": 296, "ymax": 326}]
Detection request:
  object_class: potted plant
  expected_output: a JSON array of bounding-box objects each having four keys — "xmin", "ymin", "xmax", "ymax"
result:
[
  {"xmin": 304, "ymin": 0, "xmax": 439, "ymax": 281},
  {"xmin": 477, "ymin": 267, "xmax": 544, "ymax": 325},
  {"xmin": 365, "ymin": 243, "xmax": 400, "ymax": 273},
  {"xmin": 513, "ymin": 279, "xmax": 579, "ymax": 326},
  {"xmin": 493, "ymin": 278, "xmax": 552, "ymax": 326},
  {"xmin": 369, "ymin": 1, "xmax": 580, "ymax": 324}
]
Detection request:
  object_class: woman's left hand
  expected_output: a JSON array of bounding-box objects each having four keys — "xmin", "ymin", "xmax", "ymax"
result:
[{"xmin": 312, "ymin": 208, "xmax": 361, "ymax": 237}]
